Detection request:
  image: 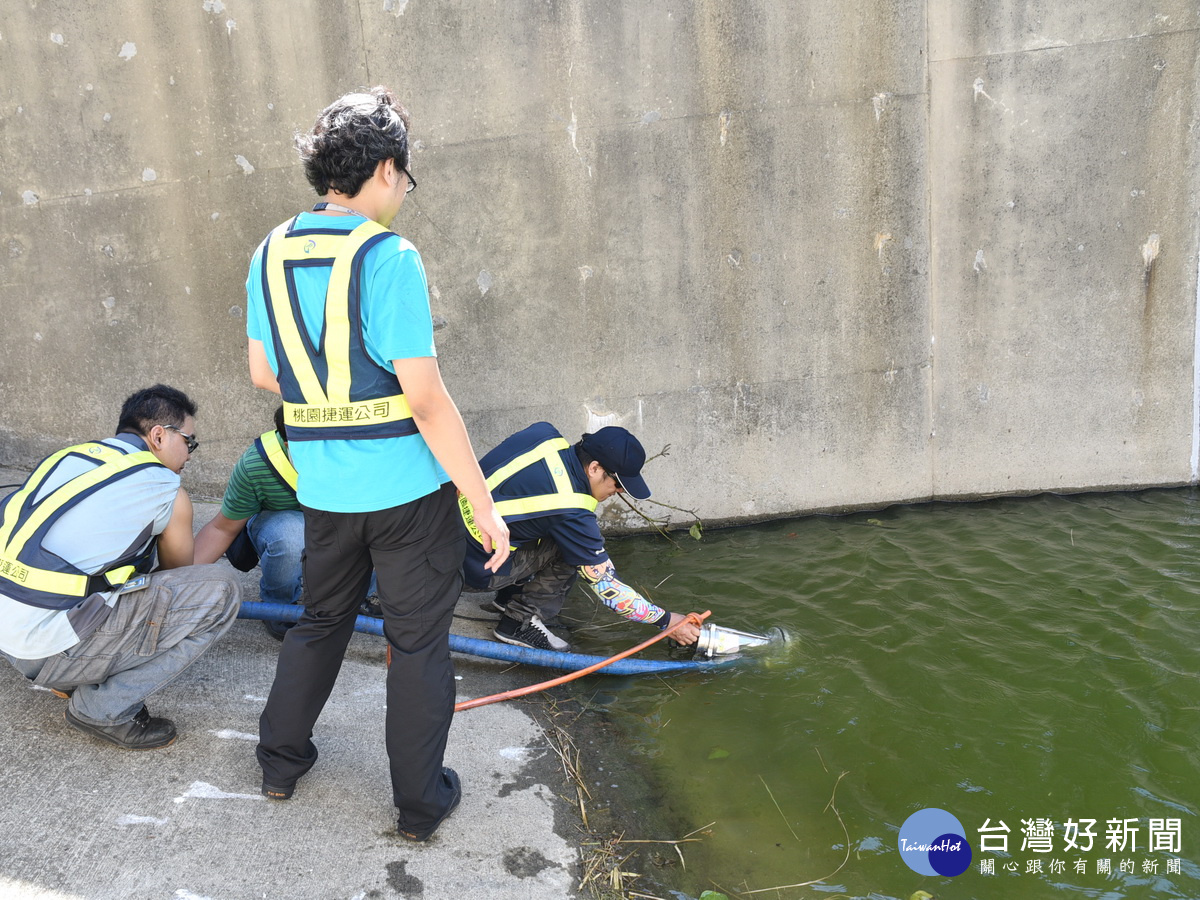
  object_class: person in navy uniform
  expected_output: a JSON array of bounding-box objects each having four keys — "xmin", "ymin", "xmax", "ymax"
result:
[{"xmin": 459, "ymin": 423, "xmax": 701, "ymax": 651}]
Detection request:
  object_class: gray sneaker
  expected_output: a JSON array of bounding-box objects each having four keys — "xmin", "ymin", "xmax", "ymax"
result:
[
  {"xmin": 493, "ymin": 614, "xmax": 569, "ymax": 652},
  {"xmin": 65, "ymin": 705, "xmax": 177, "ymax": 750}
]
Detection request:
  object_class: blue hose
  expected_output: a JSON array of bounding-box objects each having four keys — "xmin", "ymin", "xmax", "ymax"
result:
[{"xmin": 239, "ymin": 600, "xmax": 732, "ymax": 676}]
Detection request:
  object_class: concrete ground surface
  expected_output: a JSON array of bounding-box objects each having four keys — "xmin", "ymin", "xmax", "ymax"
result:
[{"xmin": 0, "ymin": 478, "xmax": 583, "ymax": 900}]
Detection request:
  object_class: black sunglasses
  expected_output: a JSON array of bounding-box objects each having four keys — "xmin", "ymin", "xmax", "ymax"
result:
[{"xmin": 162, "ymin": 424, "xmax": 199, "ymax": 454}]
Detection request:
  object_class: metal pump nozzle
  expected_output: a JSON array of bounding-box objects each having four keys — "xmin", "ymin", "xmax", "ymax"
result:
[{"xmin": 693, "ymin": 622, "xmax": 790, "ymax": 659}]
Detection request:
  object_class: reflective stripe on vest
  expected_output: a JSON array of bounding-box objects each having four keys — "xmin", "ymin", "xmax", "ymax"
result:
[
  {"xmin": 458, "ymin": 438, "xmax": 597, "ymax": 546},
  {"xmin": 0, "ymin": 442, "xmax": 165, "ymax": 606},
  {"xmin": 252, "ymin": 430, "xmax": 298, "ymax": 492},
  {"xmin": 262, "ymin": 218, "xmax": 418, "ymax": 440}
]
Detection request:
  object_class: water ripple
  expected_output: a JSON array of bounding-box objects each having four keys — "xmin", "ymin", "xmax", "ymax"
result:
[{"xmin": 581, "ymin": 488, "xmax": 1200, "ymax": 898}]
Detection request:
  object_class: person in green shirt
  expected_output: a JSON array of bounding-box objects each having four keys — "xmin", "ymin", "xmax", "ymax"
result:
[{"xmin": 195, "ymin": 408, "xmax": 375, "ymax": 637}]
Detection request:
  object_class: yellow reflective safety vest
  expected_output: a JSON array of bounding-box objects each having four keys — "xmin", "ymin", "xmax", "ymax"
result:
[
  {"xmin": 0, "ymin": 440, "xmax": 166, "ymax": 610},
  {"xmin": 252, "ymin": 429, "xmax": 298, "ymax": 492},
  {"xmin": 260, "ymin": 216, "xmax": 419, "ymax": 441},
  {"xmin": 459, "ymin": 429, "xmax": 598, "ymax": 548}
]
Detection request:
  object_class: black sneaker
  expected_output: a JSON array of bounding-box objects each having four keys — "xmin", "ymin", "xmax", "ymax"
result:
[
  {"xmin": 65, "ymin": 705, "xmax": 177, "ymax": 750},
  {"xmin": 493, "ymin": 614, "xmax": 569, "ymax": 652}
]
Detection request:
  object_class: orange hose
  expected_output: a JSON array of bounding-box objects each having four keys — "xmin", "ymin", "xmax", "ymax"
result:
[{"xmin": 453, "ymin": 610, "xmax": 711, "ymax": 712}]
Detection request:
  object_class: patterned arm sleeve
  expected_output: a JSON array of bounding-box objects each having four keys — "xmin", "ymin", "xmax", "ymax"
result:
[{"xmin": 579, "ymin": 560, "xmax": 669, "ymax": 627}]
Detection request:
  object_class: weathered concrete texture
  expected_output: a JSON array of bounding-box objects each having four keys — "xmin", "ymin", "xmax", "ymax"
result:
[
  {"xmin": 929, "ymin": 8, "xmax": 1200, "ymax": 496},
  {"xmin": 0, "ymin": 0, "xmax": 370, "ymax": 469},
  {"xmin": 2, "ymin": 0, "xmax": 1198, "ymax": 525},
  {"xmin": 928, "ymin": 1, "xmax": 1199, "ymax": 60},
  {"xmin": 375, "ymin": 0, "xmax": 934, "ymax": 518}
]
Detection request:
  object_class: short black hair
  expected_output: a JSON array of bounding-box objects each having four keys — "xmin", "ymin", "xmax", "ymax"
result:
[
  {"xmin": 575, "ymin": 442, "xmax": 597, "ymax": 470},
  {"xmin": 273, "ymin": 405, "xmax": 286, "ymax": 440},
  {"xmin": 116, "ymin": 384, "xmax": 197, "ymax": 436},
  {"xmin": 297, "ymin": 86, "xmax": 411, "ymax": 197}
]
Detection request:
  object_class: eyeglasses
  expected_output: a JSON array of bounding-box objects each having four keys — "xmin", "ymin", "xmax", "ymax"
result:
[
  {"xmin": 162, "ymin": 424, "xmax": 199, "ymax": 454},
  {"xmin": 605, "ymin": 470, "xmax": 625, "ymax": 492},
  {"xmin": 403, "ymin": 166, "xmax": 417, "ymax": 194}
]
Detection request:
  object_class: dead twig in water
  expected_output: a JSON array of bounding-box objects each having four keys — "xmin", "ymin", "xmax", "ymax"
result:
[
  {"xmin": 654, "ymin": 675, "xmax": 681, "ymax": 698},
  {"xmin": 609, "ymin": 821, "xmax": 715, "ymax": 870},
  {"xmin": 615, "ymin": 493, "xmax": 681, "ymax": 547},
  {"xmin": 580, "ymin": 834, "xmax": 639, "ymax": 892},
  {"xmin": 759, "ymin": 776, "xmax": 801, "ymax": 845},
  {"xmin": 734, "ymin": 766, "xmax": 852, "ymax": 896},
  {"xmin": 538, "ymin": 696, "xmax": 715, "ymax": 899},
  {"xmin": 617, "ymin": 492, "xmax": 709, "ymax": 543},
  {"xmin": 613, "ymin": 444, "xmax": 704, "ymax": 544},
  {"xmin": 539, "ymin": 719, "xmax": 590, "ymax": 797}
]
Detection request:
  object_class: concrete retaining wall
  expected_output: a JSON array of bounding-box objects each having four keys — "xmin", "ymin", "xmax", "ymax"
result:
[{"xmin": 2, "ymin": 1, "xmax": 1197, "ymax": 527}]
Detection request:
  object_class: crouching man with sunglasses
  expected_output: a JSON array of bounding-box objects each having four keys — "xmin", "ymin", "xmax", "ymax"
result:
[
  {"xmin": 0, "ymin": 384, "xmax": 241, "ymax": 750},
  {"xmin": 459, "ymin": 423, "xmax": 703, "ymax": 652}
]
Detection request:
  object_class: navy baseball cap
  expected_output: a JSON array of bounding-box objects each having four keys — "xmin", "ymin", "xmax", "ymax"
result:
[{"xmin": 580, "ymin": 427, "xmax": 651, "ymax": 499}]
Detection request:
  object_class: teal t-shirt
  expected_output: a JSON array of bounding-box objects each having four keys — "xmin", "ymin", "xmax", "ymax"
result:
[{"xmin": 246, "ymin": 212, "xmax": 449, "ymax": 512}]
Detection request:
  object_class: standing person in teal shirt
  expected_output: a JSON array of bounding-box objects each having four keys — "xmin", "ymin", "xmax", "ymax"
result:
[
  {"xmin": 244, "ymin": 86, "xmax": 508, "ymax": 842},
  {"xmin": 194, "ymin": 406, "xmax": 377, "ymax": 639}
]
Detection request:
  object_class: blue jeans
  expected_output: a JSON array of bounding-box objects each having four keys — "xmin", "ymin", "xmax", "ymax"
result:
[
  {"xmin": 247, "ymin": 509, "xmax": 376, "ymax": 605},
  {"xmin": 4, "ymin": 564, "xmax": 241, "ymax": 725},
  {"xmin": 248, "ymin": 510, "xmax": 305, "ymax": 606}
]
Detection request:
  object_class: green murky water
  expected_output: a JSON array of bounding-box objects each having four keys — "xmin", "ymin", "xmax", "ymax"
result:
[{"xmin": 566, "ymin": 489, "xmax": 1200, "ymax": 900}]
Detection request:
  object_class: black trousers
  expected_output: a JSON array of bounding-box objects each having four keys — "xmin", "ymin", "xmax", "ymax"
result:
[{"xmin": 256, "ymin": 482, "xmax": 464, "ymax": 833}]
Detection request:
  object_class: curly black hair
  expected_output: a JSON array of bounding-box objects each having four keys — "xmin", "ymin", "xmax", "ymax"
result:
[
  {"xmin": 297, "ymin": 86, "xmax": 411, "ymax": 197},
  {"xmin": 116, "ymin": 384, "xmax": 197, "ymax": 436}
]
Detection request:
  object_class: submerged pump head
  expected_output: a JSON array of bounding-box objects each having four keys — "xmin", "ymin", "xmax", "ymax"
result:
[{"xmin": 693, "ymin": 622, "xmax": 790, "ymax": 659}]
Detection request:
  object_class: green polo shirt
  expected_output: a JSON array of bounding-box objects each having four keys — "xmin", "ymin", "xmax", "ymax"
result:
[{"xmin": 219, "ymin": 439, "xmax": 301, "ymax": 521}]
